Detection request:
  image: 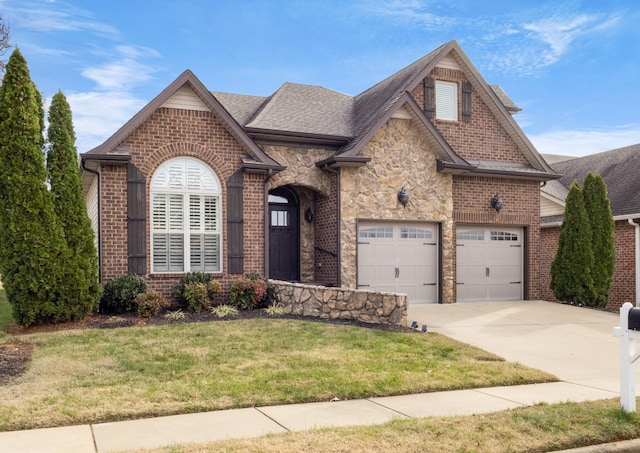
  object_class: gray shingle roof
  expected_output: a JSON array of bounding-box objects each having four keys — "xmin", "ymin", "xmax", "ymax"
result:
[
  {"xmin": 243, "ymin": 83, "xmax": 354, "ymax": 137},
  {"xmin": 489, "ymin": 85, "xmax": 521, "ymax": 113},
  {"xmin": 211, "ymin": 92, "xmax": 267, "ymax": 126},
  {"xmin": 545, "ymin": 144, "xmax": 640, "ymax": 217}
]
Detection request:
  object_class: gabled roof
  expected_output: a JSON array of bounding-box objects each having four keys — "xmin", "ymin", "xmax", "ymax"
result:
[
  {"xmin": 82, "ymin": 70, "xmax": 283, "ymax": 172},
  {"xmin": 332, "ymin": 40, "xmax": 557, "ymax": 179},
  {"xmin": 542, "ymin": 144, "xmax": 640, "ymax": 219}
]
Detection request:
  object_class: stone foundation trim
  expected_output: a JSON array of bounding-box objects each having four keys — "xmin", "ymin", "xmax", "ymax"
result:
[{"xmin": 271, "ymin": 280, "xmax": 407, "ymax": 327}]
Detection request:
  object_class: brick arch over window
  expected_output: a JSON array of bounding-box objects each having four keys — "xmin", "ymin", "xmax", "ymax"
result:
[{"xmin": 140, "ymin": 142, "xmax": 233, "ymax": 182}]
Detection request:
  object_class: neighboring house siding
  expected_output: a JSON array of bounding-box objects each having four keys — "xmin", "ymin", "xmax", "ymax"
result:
[
  {"xmin": 453, "ymin": 176, "xmax": 541, "ymax": 300},
  {"xmin": 411, "ymin": 68, "xmax": 526, "ymax": 163},
  {"xmin": 539, "ymin": 220, "xmax": 636, "ymax": 309},
  {"xmin": 86, "ymin": 175, "xmax": 99, "ymax": 252},
  {"xmin": 541, "ymin": 196, "xmax": 564, "ymax": 217},
  {"xmin": 340, "ymin": 117, "xmax": 454, "ymax": 302},
  {"xmin": 99, "ymin": 107, "xmax": 264, "ymax": 300}
]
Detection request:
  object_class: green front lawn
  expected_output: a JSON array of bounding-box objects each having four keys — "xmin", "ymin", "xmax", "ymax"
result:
[{"xmin": 0, "ymin": 317, "xmax": 555, "ymax": 431}]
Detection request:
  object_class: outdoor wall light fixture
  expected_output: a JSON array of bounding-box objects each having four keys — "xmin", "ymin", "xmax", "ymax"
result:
[
  {"xmin": 491, "ymin": 193, "xmax": 504, "ymax": 212},
  {"xmin": 304, "ymin": 207, "xmax": 314, "ymax": 223},
  {"xmin": 398, "ymin": 186, "xmax": 410, "ymax": 208}
]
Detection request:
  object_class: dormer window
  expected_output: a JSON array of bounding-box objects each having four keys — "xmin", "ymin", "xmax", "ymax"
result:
[{"xmin": 435, "ymin": 81, "xmax": 458, "ymax": 121}]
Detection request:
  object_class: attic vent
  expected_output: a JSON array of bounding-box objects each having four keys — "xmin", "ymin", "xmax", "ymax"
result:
[
  {"xmin": 435, "ymin": 55, "xmax": 461, "ymax": 71},
  {"xmin": 161, "ymin": 86, "xmax": 210, "ymax": 112}
]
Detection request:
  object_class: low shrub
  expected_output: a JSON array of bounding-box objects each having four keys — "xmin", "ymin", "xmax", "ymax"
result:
[
  {"xmin": 229, "ymin": 274, "xmax": 271, "ymax": 310},
  {"xmin": 172, "ymin": 272, "xmax": 211, "ymax": 308},
  {"xmin": 134, "ymin": 290, "xmax": 168, "ymax": 318},
  {"xmin": 183, "ymin": 280, "xmax": 221, "ymax": 313},
  {"xmin": 100, "ymin": 275, "xmax": 147, "ymax": 314}
]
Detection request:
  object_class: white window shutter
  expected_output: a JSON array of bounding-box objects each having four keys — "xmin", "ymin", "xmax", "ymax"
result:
[{"xmin": 436, "ymin": 81, "xmax": 458, "ymax": 121}]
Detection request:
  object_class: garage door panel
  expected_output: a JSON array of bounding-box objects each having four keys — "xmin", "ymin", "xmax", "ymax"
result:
[
  {"xmin": 457, "ymin": 226, "xmax": 523, "ymax": 302},
  {"xmin": 358, "ymin": 222, "xmax": 438, "ymax": 305}
]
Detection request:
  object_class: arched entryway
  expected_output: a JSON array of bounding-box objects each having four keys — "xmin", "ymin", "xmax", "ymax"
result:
[{"xmin": 268, "ymin": 186, "xmax": 300, "ymax": 281}]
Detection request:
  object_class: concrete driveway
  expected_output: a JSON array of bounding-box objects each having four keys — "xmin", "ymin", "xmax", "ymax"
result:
[{"xmin": 408, "ymin": 300, "xmax": 623, "ymax": 393}]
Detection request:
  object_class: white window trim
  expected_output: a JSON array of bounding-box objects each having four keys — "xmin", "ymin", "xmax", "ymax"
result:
[
  {"xmin": 150, "ymin": 157, "xmax": 223, "ymax": 274},
  {"xmin": 435, "ymin": 80, "xmax": 458, "ymax": 121}
]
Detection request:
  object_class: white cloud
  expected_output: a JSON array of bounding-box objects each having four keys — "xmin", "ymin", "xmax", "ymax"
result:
[
  {"xmin": 359, "ymin": 0, "xmax": 455, "ymax": 27},
  {"xmin": 83, "ymin": 58, "xmax": 156, "ymax": 91},
  {"xmin": 6, "ymin": 1, "xmax": 117, "ymax": 35},
  {"xmin": 527, "ymin": 126, "xmax": 640, "ymax": 157},
  {"xmin": 484, "ymin": 11, "xmax": 620, "ymax": 76},
  {"xmin": 67, "ymin": 90, "xmax": 146, "ymax": 152},
  {"xmin": 523, "ymin": 14, "xmax": 604, "ymax": 67}
]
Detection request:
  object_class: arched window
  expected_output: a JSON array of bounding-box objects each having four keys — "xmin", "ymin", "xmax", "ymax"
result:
[{"xmin": 150, "ymin": 157, "xmax": 222, "ymax": 273}]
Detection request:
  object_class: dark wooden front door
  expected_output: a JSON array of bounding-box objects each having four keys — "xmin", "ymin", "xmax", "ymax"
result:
[{"xmin": 269, "ymin": 188, "xmax": 299, "ymax": 281}]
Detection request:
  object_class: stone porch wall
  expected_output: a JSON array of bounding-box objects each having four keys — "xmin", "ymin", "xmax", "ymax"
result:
[{"xmin": 271, "ymin": 280, "xmax": 407, "ymax": 327}]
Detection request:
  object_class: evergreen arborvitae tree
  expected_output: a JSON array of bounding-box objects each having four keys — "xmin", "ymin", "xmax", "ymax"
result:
[
  {"xmin": 0, "ymin": 49, "xmax": 76, "ymax": 326},
  {"xmin": 550, "ymin": 182, "xmax": 595, "ymax": 304},
  {"xmin": 46, "ymin": 91, "xmax": 100, "ymax": 316},
  {"xmin": 583, "ymin": 172, "xmax": 615, "ymax": 308}
]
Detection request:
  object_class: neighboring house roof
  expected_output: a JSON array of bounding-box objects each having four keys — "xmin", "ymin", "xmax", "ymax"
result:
[
  {"xmin": 542, "ymin": 154, "xmax": 577, "ymax": 165},
  {"xmin": 541, "ymin": 144, "xmax": 640, "ymax": 223},
  {"xmin": 489, "ymin": 85, "xmax": 521, "ymax": 113}
]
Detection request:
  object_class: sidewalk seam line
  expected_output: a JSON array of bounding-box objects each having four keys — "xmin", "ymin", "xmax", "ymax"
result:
[
  {"xmin": 90, "ymin": 424, "xmax": 98, "ymax": 453},
  {"xmin": 366, "ymin": 398, "xmax": 414, "ymax": 419},
  {"xmin": 253, "ymin": 407, "xmax": 291, "ymax": 433}
]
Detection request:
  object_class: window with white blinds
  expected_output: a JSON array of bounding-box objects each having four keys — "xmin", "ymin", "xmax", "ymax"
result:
[
  {"xmin": 150, "ymin": 157, "xmax": 221, "ymax": 273},
  {"xmin": 435, "ymin": 81, "xmax": 458, "ymax": 121}
]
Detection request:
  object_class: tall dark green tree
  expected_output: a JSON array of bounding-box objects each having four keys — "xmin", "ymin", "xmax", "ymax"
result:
[
  {"xmin": 47, "ymin": 91, "xmax": 100, "ymax": 315},
  {"xmin": 550, "ymin": 182, "xmax": 594, "ymax": 304},
  {"xmin": 0, "ymin": 49, "xmax": 78, "ymax": 326},
  {"xmin": 583, "ymin": 172, "xmax": 615, "ymax": 308}
]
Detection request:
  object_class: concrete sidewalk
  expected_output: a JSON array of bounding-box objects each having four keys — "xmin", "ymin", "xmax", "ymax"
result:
[
  {"xmin": 0, "ymin": 382, "xmax": 619, "ymax": 452},
  {"xmin": 0, "ymin": 300, "xmax": 629, "ymax": 452}
]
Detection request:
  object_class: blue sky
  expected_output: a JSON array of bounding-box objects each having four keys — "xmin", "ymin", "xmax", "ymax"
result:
[{"xmin": 4, "ymin": 0, "xmax": 639, "ymax": 157}]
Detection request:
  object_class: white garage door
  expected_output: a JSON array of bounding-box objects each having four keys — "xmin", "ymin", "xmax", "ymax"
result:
[
  {"xmin": 357, "ymin": 222, "xmax": 438, "ymax": 304},
  {"xmin": 456, "ymin": 226, "xmax": 523, "ymax": 302}
]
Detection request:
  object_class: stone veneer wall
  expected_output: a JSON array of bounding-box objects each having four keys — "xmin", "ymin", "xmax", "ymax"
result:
[
  {"xmin": 271, "ymin": 280, "xmax": 407, "ymax": 327},
  {"xmin": 263, "ymin": 145, "xmax": 338, "ymax": 284},
  {"xmin": 339, "ymin": 117, "xmax": 454, "ymax": 302}
]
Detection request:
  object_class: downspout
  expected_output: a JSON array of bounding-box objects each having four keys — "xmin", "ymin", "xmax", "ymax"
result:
[
  {"xmin": 629, "ymin": 218, "xmax": 640, "ymax": 307},
  {"xmin": 263, "ymin": 169, "xmax": 274, "ymax": 278},
  {"xmin": 80, "ymin": 159, "xmax": 102, "ymax": 283},
  {"xmin": 323, "ymin": 165, "xmax": 341, "ymax": 287}
]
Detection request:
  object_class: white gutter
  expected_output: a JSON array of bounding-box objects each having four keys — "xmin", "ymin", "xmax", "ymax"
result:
[
  {"xmin": 542, "ymin": 213, "xmax": 640, "ymax": 229},
  {"xmin": 629, "ymin": 218, "xmax": 640, "ymax": 307}
]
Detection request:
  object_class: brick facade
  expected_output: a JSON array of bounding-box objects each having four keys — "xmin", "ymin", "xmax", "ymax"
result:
[
  {"xmin": 91, "ymin": 47, "xmax": 550, "ymax": 305},
  {"xmin": 411, "ymin": 68, "xmax": 527, "ymax": 163},
  {"xmin": 540, "ymin": 220, "xmax": 637, "ymax": 310},
  {"xmin": 453, "ymin": 176, "xmax": 541, "ymax": 300},
  {"xmin": 99, "ymin": 107, "xmax": 265, "ymax": 300}
]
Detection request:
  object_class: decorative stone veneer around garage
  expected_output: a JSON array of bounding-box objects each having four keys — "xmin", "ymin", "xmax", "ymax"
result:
[
  {"xmin": 339, "ymin": 117, "xmax": 455, "ymax": 302},
  {"xmin": 271, "ymin": 280, "xmax": 408, "ymax": 327}
]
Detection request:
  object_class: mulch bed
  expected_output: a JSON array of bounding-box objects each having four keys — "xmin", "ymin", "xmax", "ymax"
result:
[{"xmin": 1, "ymin": 309, "xmax": 414, "ymax": 386}]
